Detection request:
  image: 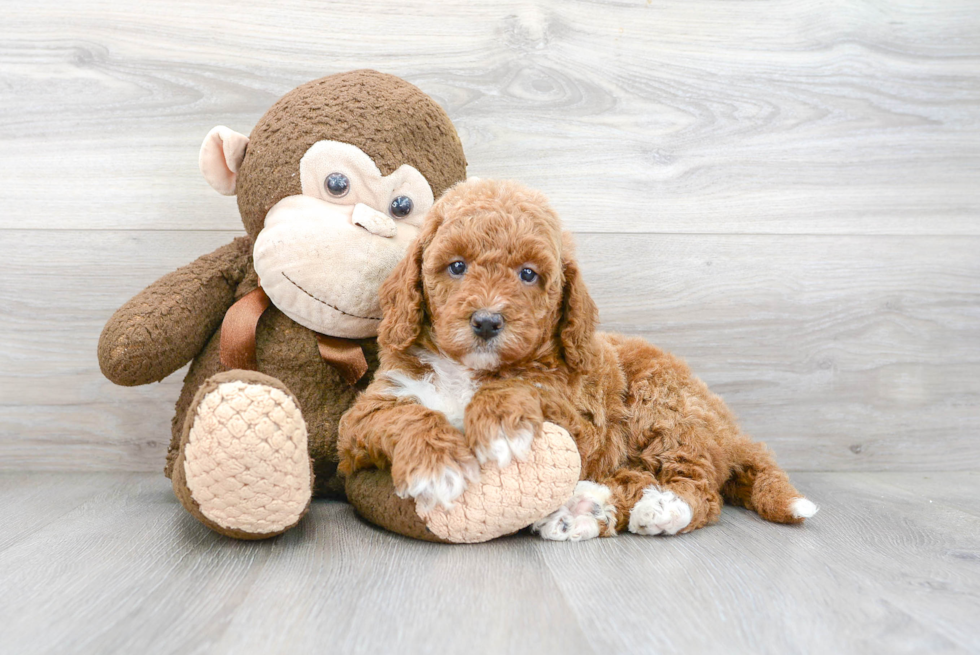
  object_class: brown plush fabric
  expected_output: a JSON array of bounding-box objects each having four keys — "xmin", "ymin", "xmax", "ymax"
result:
[
  {"xmin": 345, "ymin": 470, "xmax": 448, "ymax": 543},
  {"xmin": 98, "ymin": 71, "xmax": 469, "ymax": 532},
  {"xmin": 99, "ymin": 237, "xmax": 252, "ymax": 386}
]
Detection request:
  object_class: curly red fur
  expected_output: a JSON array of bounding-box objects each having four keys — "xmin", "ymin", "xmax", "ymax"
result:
[{"xmin": 339, "ymin": 179, "xmax": 810, "ymax": 533}]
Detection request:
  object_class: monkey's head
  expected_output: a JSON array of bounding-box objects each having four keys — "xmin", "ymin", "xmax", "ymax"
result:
[{"xmin": 199, "ymin": 70, "xmax": 467, "ymax": 338}]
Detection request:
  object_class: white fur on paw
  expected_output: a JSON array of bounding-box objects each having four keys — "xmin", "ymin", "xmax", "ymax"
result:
[
  {"xmin": 628, "ymin": 487, "xmax": 693, "ymax": 536},
  {"xmin": 475, "ymin": 426, "xmax": 534, "ymax": 468},
  {"xmin": 532, "ymin": 481, "xmax": 616, "ymax": 542},
  {"xmin": 399, "ymin": 462, "xmax": 478, "ymax": 513},
  {"xmin": 533, "ymin": 506, "xmax": 575, "ymax": 540},
  {"xmin": 790, "ymin": 497, "xmax": 818, "ymax": 519}
]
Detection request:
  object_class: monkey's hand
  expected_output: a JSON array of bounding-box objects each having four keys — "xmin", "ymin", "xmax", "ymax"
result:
[
  {"xmin": 98, "ymin": 237, "xmax": 251, "ymax": 386},
  {"xmin": 464, "ymin": 382, "xmax": 544, "ymax": 469}
]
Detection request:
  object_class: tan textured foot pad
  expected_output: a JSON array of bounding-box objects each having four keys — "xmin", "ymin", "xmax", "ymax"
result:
[
  {"xmin": 419, "ymin": 422, "xmax": 581, "ymax": 543},
  {"xmin": 183, "ymin": 380, "xmax": 311, "ymax": 535}
]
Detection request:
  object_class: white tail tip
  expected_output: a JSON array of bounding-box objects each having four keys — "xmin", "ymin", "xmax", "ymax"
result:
[{"xmin": 790, "ymin": 497, "xmax": 818, "ymax": 519}]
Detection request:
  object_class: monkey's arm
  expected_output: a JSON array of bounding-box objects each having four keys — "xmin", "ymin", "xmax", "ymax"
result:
[{"xmin": 98, "ymin": 236, "xmax": 252, "ymax": 386}]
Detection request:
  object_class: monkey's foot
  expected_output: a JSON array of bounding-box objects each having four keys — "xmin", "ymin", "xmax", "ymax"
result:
[{"xmin": 173, "ymin": 371, "xmax": 312, "ymax": 539}]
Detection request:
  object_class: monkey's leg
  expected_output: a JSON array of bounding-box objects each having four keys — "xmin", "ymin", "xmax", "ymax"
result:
[{"xmin": 171, "ymin": 370, "xmax": 313, "ymax": 539}]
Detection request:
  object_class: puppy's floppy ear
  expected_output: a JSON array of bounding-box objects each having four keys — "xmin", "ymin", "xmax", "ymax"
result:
[
  {"xmin": 378, "ymin": 218, "xmax": 438, "ymax": 352},
  {"xmin": 557, "ymin": 232, "xmax": 598, "ymax": 371}
]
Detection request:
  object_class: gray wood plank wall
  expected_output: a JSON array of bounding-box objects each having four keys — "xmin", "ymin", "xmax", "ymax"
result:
[{"xmin": 1, "ymin": 0, "xmax": 978, "ymax": 472}]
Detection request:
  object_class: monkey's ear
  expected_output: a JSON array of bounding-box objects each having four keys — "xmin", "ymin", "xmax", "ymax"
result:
[
  {"xmin": 199, "ymin": 126, "xmax": 249, "ymax": 196},
  {"xmin": 557, "ymin": 232, "xmax": 598, "ymax": 371}
]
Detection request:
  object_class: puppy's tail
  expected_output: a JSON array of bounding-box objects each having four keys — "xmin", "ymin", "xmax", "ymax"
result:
[{"xmin": 721, "ymin": 439, "xmax": 818, "ymax": 524}]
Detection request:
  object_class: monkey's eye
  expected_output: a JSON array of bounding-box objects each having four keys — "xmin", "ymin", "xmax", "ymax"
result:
[
  {"xmin": 324, "ymin": 172, "xmax": 350, "ymax": 197},
  {"xmin": 390, "ymin": 195, "xmax": 414, "ymax": 218},
  {"xmin": 520, "ymin": 267, "xmax": 538, "ymax": 284},
  {"xmin": 448, "ymin": 260, "xmax": 467, "ymax": 278}
]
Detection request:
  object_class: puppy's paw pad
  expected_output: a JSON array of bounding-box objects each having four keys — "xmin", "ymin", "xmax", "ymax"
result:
[
  {"xmin": 568, "ymin": 515, "xmax": 602, "ymax": 541},
  {"xmin": 532, "ymin": 481, "xmax": 616, "ymax": 542},
  {"xmin": 790, "ymin": 497, "xmax": 818, "ymax": 519},
  {"xmin": 531, "ymin": 508, "xmax": 602, "ymax": 542},
  {"xmin": 628, "ymin": 487, "xmax": 692, "ymax": 536},
  {"xmin": 475, "ymin": 426, "xmax": 534, "ymax": 468},
  {"xmin": 532, "ymin": 506, "xmax": 575, "ymax": 541}
]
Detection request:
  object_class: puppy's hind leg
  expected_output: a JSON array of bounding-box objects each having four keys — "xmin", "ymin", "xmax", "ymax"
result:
[
  {"xmin": 722, "ymin": 439, "xmax": 818, "ymax": 524},
  {"xmin": 601, "ymin": 468, "xmax": 713, "ymax": 537}
]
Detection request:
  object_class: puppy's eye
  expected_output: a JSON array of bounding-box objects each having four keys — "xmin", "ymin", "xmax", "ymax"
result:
[
  {"xmin": 324, "ymin": 172, "xmax": 350, "ymax": 197},
  {"xmin": 519, "ymin": 267, "xmax": 538, "ymax": 284},
  {"xmin": 448, "ymin": 260, "xmax": 467, "ymax": 278},
  {"xmin": 390, "ymin": 195, "xmax": 414, "ymax": 218}
]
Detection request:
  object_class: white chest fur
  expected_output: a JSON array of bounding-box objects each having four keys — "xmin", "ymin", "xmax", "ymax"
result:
[{"xmin": 384, "ymin": 351, "xmax": 480, "ymax": 433}]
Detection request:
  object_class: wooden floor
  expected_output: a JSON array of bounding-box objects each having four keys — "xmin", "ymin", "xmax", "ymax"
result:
[{"xmin": 1, "ymin": 471, "xmax": 977, "ymax": 654}]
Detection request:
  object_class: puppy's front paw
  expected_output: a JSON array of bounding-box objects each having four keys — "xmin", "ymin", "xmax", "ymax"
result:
[
  {"xmin": 465, "ymin": 388, "xmax": 542, "ymax": 469},
  {"xmin": 628, "ymin": 486, "xmax": 693, "ymax": 536},
  {"xmin": 398, "ymin": 465, "xmax": 477, "ymax": 514},
  {"xmin": 391, "ymin": 436, "xmax": 479, "ymax": 513},
  {"xmin": 473, "ymin": 423, "xmax": 535, "ymax": 469}
]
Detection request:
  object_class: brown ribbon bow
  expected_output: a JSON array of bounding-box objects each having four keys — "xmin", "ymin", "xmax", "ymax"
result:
[{"xmin": 219, "ymin": 286, "xmax": 369, "ymax": 386}]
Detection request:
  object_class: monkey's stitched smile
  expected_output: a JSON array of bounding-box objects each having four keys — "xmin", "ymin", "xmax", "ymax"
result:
[{"xmin": 281, "ymin": 272, "xmax": 383, "ymax": 321}]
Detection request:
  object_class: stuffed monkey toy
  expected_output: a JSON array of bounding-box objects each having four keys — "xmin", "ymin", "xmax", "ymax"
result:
[{"xmin": 98, "ymin": 70, "xmax": 579, "ymax": 542}]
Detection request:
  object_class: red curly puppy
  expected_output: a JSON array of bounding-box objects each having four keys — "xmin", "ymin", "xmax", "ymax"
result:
[{"xmin": 338, "ymin": 178, "xmax": 817, "ymax": 540}]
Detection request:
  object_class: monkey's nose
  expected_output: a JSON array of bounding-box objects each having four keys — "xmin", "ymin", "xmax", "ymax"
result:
[
  {"xmin": 471, "ymin": 311, "xmax": 504, "ymax": 341},
  {"xmin": 351, "ymin": 203, "xmax": 397, "ymax": 238}
]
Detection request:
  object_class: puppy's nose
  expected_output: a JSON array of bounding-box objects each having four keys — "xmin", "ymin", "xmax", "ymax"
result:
[{"xmin": 471, "ymin": 311, "xmax": 504, "ymax": 341}]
